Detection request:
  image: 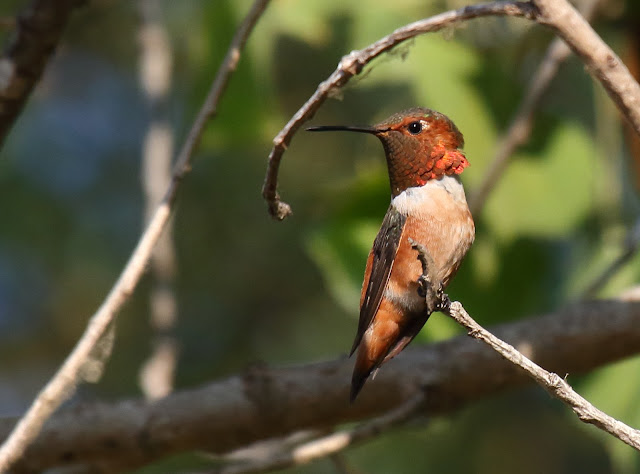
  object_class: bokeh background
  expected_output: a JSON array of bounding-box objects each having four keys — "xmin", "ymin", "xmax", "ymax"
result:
[{"xmin": 1, "ymin": 0, "xmax": 640, "ymax": 472}]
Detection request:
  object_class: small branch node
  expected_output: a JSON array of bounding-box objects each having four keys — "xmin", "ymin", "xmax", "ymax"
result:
[
  {"xmin": 338, "ymin": 51, "xmax": 364, "ymax": 76},
  {"xmin": 467, "ymin": 327, "xmax": 483, "ymax": 339},
  {"xmin": 268, "ymin": 198, "xmax": 293, "ymax": 221},
  {"xmin": 546, "ymin": 372, "xmax": 564, "ymax": 389}
]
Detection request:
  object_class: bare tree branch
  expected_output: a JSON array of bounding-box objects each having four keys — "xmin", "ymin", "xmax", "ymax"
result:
[
  {"xmin": 0, "ymin": 0, "xmax": 272, "ymax": 470},
  {"xmin": 0, "ymin": 0, "xmax": 84, "ymax": 150},
  {"xmin": 410, "ymin": 240, "xmax": 640, "ymax": 451},
  {"xmin": 5, "ymin": 297, "xmax": 640, "ymax": 472},
  {"xmin": 532, "ymin": 0, "xmax": 640, "ymax": 135},
  {"xmin": 446, "ymin": 300, "xmax": 640, "ymax": 449},
  {"xmin": 469, "ymin": 0, "xmax": 600, "ymax": 217},
  {"xmin": 2, "ymin": 0, "xmax": 639, "ymax": 471},
  {"xmin": 261, "ymin": 1, "xmax": 538, "ymax": 220}
]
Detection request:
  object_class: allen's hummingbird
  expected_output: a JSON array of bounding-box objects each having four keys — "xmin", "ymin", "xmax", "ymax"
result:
[{"xmin": 308, "ymin": 107, "xmax": 475, "ymax": 401}]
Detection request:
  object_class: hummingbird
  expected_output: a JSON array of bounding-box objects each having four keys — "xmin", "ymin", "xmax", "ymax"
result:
[{"xmin": 308, "ymin": 107, "xmax": 475, "ymax": 401}]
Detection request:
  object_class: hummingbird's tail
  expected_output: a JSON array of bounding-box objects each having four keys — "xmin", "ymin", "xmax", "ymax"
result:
[
  {"xmin": 350, "ymin": 365, "xmax": 371, "ymax": 403},
  {"xmin": 350, "ymin": 310, "xmax": 431, "ymax": 402}
]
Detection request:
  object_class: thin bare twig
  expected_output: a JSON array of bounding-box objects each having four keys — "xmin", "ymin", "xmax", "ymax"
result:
[
  {"xmin": 583, "ymin": 215, "xmax": 640, "ymax": 298},
  {"xmin": 410, "ymin": 241, "xmax": 640, "ymax": 451},
  {"xmin": 447, "ymin": 300, "xmax": 640, "ymax": 450},
  {"xmin": 261, "ymin": 1, "xmax": 538, "ymax": 220},
  {"xmin": 211, "ymin": 395, "xmax": 425, "ymax": 474},
  {"xmin": 469, "ymin": 0, "xmax": 600, "ymax": 216},
  {"xmin": 0, "ymin": 0, "xmax": 271, "ymax": 470}
]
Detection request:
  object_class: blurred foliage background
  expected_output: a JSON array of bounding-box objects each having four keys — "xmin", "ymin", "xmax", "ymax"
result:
[{"xmin": 1, "ymin": 0, "xmax": 640, "ymax": 472}]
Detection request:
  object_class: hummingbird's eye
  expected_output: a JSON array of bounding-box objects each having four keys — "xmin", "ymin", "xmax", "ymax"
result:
[{"xmin": 408, "ymin": 121, "xmax": 422, "ymax": 135}]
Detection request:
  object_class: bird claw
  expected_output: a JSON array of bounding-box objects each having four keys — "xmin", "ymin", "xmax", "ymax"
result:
[
  {"xmin": 417, "ymin": 274, "xmax": 449, "ymax": 313},
  {"xmin": 435, "ymin": 287, "xmax": 451, "ymax": 313}
]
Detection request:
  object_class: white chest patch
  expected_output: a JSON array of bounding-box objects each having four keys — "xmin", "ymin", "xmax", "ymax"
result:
[{"xmin": 391, "ymin": 175, "xmax": 468, "ymax": 215}]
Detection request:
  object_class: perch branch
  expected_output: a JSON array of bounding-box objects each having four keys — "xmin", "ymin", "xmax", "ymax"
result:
[
  {"xmin": 0, "ymin": 0, "xmax": 271, "ymax": 470},
  {"xmin": 410, "ymin": 240, "xmax": 640, "ymax": 452},
  {"xmin": 448, "ymin": 300, "xmax": 640, "ymax": 449},
  {"xmin": 5, "ymin": 297, "xmax": 640, "ymax": 472}
]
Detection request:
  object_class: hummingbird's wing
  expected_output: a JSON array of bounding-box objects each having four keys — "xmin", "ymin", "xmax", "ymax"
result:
[{"xmin": 350, "ymin": 205, "xmax": 407, "ymax": 356}]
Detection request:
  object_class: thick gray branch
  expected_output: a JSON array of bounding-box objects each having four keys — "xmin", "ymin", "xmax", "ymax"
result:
[
  {"xmin": 4, "ymin": 299, "xmax": 640, "ymax": 472},
  {"xmin": 532, "ymin": 0, "xmax": 640, "ymax": 134},
  {"xmin": 469, "ymin": 0, "xmax": 600, "ymax": 217}
]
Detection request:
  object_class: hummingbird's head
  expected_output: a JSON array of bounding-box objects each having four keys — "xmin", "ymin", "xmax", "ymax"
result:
[{"xmin": 308, "ymin": 107, "xmax": 469, "ymax": 197}]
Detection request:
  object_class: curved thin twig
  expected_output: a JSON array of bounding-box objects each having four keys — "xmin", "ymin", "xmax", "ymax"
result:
[
  {"xmin": 261, "ymin": 1, "xmax": 538, "ymax": 220},
  {"xmin": 0, "ymin": 0, "xmax": 271, "ymax": 470},
  {"xmin": 263, "ymin": 0, "xmax": 640, "ymax": 221}
]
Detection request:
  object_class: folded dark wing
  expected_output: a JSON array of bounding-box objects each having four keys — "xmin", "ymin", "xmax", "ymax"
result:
[{"xmin": 350, "ymin": 205, "xmax": 406, "ymax": 355}]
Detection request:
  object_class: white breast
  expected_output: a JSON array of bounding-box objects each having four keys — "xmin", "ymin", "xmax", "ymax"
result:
[{"xmin": 391, "ymin": 175, "xmax": 468, "ymax": 215}]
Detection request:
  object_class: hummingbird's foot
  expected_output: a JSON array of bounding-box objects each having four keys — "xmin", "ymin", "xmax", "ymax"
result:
[
  {"xmin": 416, "ymin": 274, "xmax": 450, "ymax": 313},
  {"xmin": 434, "ymin": 286, "xmax": 451, "ymax": 313},
  {"xmin": 410, "ymin": 238, "xmax": 447, "ymax": 313},
  {"xmin": 427, "ymin": 281, "xmax": 450, "ymax": 314}
]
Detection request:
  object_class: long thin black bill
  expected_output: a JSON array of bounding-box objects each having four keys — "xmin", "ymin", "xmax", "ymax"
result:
[{"xmin": 306, "ymin": 125, "xmax": 381, "ymax": 134}]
